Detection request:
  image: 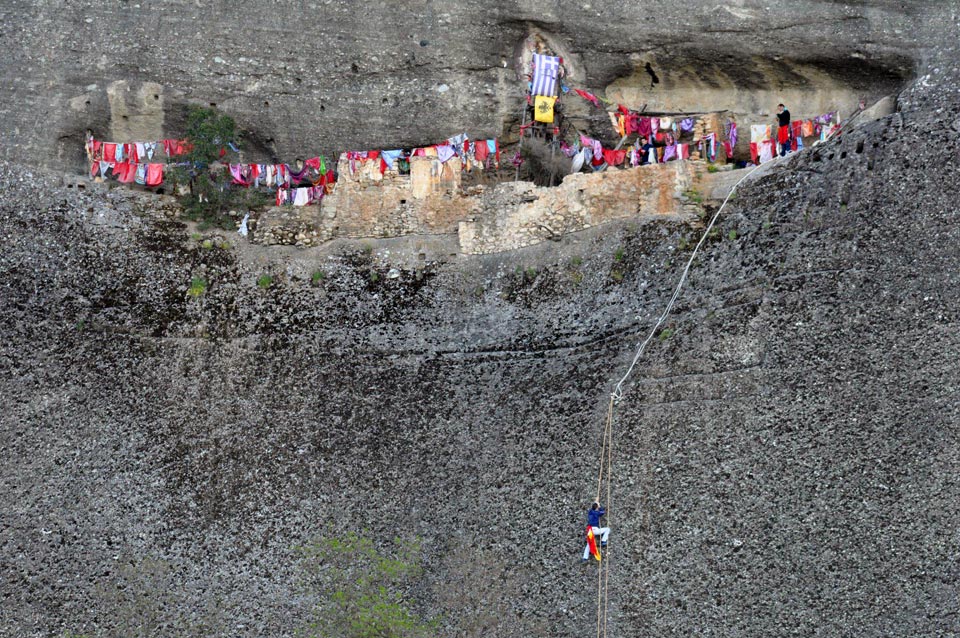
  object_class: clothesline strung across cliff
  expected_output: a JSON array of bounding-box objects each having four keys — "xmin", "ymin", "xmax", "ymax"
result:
[
  {"xmin": 85, "ymin": 130, "xmax": 502, "ymax": 206},
  {"xmin": 522, "ymin": 53, "xmax": 844, "ymax": 168}
]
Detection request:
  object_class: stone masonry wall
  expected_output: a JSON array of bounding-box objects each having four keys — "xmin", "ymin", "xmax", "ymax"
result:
[{"xmin": 256, "ymin": 159, "xmax": 704, "ymax": 252}]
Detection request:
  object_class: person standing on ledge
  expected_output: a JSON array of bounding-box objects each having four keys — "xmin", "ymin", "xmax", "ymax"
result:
[
  {"xmin": 776, "ymin": 103, "xmax": 792, "ymax": 156},
  {"xmin": 582, "ymin": 502, "xmax": 610, "ymax": 562}
]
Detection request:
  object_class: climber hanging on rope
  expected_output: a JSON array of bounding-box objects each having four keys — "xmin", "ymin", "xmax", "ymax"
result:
[{"xmin": 581, "ymin": 502, "xmax": 610, "ymax": 563}]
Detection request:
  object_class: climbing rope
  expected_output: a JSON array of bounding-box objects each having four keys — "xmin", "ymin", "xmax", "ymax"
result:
[
  {"xmin": 594, "ymin": 154, "xmax": 785, "ymax": 637},
  {"xmin": 611, "ymin": 157, "xmax": 778, "ymax": 402}
]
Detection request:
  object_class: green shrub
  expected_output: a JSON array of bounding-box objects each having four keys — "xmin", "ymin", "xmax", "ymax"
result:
[
  {"xmin": 727, "ymin": 229, "xmax": 737, "ymax": 241},
  {"xmin": 658, "ymin": 327, "xmax": 674, "ymax": 341},
  {"xmin": 297, "ymin": 532, "xmax": 436, "ymax": 638},
  {"xmin": 187, "ymin": 277, "xmax": 207, "ymax": 297},
  {"xmin": 257, "ymin": 274, "xmax": 273, "ymax": 289},
  {"xmin": 610, "ymin": 269, "xmax": 624, "ymax": 282},
  {"xmin": 311, "ymin": 270, "xmax": 326, "ymax": 284},
  {"xmin": 613, "ymin": 247, "xmax": 625, "ymax": 262}
]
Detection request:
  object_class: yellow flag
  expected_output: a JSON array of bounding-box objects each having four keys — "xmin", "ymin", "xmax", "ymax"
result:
[{"xmin": 534, "ymin": 95, "xmax": 556, "ymax": 124}]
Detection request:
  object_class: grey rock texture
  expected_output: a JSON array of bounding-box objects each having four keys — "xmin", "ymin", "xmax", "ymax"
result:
[
  {"xmin": 2, "ymin": 3, "xmax": 960, "ymax": 638},
  {"xmin": 0, "ymin": 0, "xmax": 928, "ymax": 172}
]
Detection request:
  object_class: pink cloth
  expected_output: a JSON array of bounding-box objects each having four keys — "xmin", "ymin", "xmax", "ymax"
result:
[{"xmin": 636, "ymin": 117, "xmax": 652, "ymax": 137}]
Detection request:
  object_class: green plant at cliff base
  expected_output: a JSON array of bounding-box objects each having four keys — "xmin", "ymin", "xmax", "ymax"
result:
[
  {"xmin": 311, "ymin": 270, "xmax": 326, "ymax": 284},
  {"xmin": 296, "ymin": 532, "xmax": 436, "ymax": 638},
  {"xmin": 187, "ymin": 277, "xmax": 208, "ymax": 298},
  {"xmin": 257, "ymin": 274, "xmax": 273, "ymax": 289}
]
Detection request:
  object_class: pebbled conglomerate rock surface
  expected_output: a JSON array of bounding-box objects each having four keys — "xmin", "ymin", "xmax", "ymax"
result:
[{"xmin": 2, "ymin": 6, "xmax": 960, "ymax": 638}]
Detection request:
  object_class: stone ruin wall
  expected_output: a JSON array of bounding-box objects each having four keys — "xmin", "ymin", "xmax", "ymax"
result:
[{"xmin": 254, "ymin": 155, "xmax": 706, "ymax": 254}]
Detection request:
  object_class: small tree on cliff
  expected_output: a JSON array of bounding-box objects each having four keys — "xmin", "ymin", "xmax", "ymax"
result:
[
  {"xmin": 167, "ymin": 106, "xmax": 268, "ymax": 229},
  {"xmin": 297, "ymin": 532, "xmax": 436, "ymax": 638}
]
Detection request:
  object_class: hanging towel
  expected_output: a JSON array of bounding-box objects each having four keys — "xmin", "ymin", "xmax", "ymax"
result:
[
  {"xmin": 436, "ymin": 144, "xmax": 457, "ymax": 163},
  {"xmin": 146, "ymin": 163, "xmax": 164, "ymax": 186},
  {"xmin": 381, "ymin": 150, "xmax": 404, "ymax": 170},
  {"xmin": 751, "ymin": 125, "xmax": 770, "ymax": 143},
  {"xmin": 238, "ymin": 212, "xmax": 250, "ymax": 237},
  {"xmin": 602, "ymin": 148, "xmax": 626, "ymax": 166}
]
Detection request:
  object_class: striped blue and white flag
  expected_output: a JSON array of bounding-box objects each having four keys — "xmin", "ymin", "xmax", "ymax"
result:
[{"xmin": 531, "ymin": 54, "xmax": 560, "ymax": 97}]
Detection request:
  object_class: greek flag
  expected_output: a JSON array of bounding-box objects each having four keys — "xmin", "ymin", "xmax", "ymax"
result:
[{"xmin": 531, "ymin": 54, "xmax": 560, "ymax": 97}]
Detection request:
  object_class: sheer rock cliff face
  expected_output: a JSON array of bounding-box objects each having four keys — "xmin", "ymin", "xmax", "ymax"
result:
[
  {"xmin": 0, "ymin": 0, "xmax": 925, "ymax": 171},
  {"xmin": 2, "ymin": 3, "xmax": 959, "ymax": 638}
]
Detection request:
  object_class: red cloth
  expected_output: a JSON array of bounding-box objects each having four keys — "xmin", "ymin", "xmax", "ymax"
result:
[
  {"xmin": 777, "ymin": 125, "xmax": 790, "ymax": 144},
  {"xmin": 163, "ymin": 139, "xmax": 190, "ymax": 156},
  {"xmin": 103, "ymin": 143, "xmax": 117, "ymax": 163},
  {"xmin": 145, "ymin": 163, "xmax": 164, "ymax": 186},
  {"xmin": 304, "ymin": 157, "xmax": 321, "ymax": 170},
  {"xmin": 791, "ymin": 120, "xmax": 803, "ymax": 139},
  {"xmin": 602, "ymin": 148, "xmax": 627, "ymax": 166},
  {"xmin": 722, "ymin": 141, "xmax": 733, "ymax": 158},
  {"xmin": 89, "ymin": 161, "xmax": 99, "ymax": 178},
  {"xmin": 92, "ymin": 140, "xmax": 102, "ymax": 160},
  {"xmin": 750, "ymin": 142, "xmax": 759, "ymax": 164},
  {"xmin": 114, "ymin": 162, "xmax": 137, "ymax": 183},
  {"xmin": 574, "ymin": 88, "xmax": 600, "ymax": 107},
  {"xmin": 474, "ymin": 140, "xmax": 489, "ymax": 161}
]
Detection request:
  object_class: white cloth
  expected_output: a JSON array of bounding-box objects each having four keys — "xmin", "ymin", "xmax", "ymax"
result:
[
  {"xmin": 237, "ymin": 212, "xmax": 250, "ymax": 237},
  {"xmin": 570, "ymin": 149, "xmax": 585, "ymax": 173},
  {"xmin": 759, "ymin": 140, "xmax": 775, "ymax": 164},
  {"xmin": 583, "ymin": 526, "xmax": 610, "ymax": 560},
  {"xmin": 751, "ymin": 124, "xmax": 770, "ymax": 143},
  {"xmin": 293, "ymin": 187, "xmax": 310, "ymax": 206}
]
